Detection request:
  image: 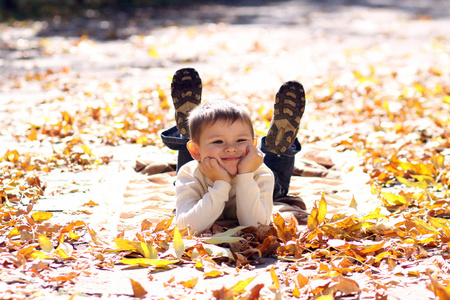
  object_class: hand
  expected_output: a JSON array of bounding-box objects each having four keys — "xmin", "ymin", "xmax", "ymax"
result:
[
  {"xmin": 238, "ymin": 145, "xmax": 263, "ymax": 174},
  {"xmin": 199, "ymin": 157, "xmax": 232, "ymax": 184}
]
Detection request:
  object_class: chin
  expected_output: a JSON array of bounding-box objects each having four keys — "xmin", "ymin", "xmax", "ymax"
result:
[{"xmin": 226, "ymin": 169, "xmax": 238, "ymax": 178}]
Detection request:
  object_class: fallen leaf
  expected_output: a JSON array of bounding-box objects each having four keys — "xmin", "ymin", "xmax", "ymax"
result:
[
  {"xmin": 130, "ymin": 278, "xmax": 147, "ymax": 299},
  {"xmin": 120, "ymin": 258, "xmax": 178, "ymax": 268}
]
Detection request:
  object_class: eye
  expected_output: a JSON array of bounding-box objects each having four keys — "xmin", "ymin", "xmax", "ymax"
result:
[
  {"xmin": 237, "ymin": 138, "xmax": 248, "ymax": 143},
  {"xmin": 212, "ymin": 140, "xmax": 223, "ymax": 144}
]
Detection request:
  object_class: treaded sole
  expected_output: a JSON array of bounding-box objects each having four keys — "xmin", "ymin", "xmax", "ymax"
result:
[
  {"xmin": 171, "ymin": 68, "xmax": 202, "ymax": 139},
  {"xmin": 266, "ymin": 81, "xmax": 305, "ymax": 155}
]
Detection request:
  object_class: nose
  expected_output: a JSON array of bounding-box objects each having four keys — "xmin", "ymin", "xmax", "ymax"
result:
[{"xmin": 224, "ymin": 144, "xmax": 237, "ymax": 153}]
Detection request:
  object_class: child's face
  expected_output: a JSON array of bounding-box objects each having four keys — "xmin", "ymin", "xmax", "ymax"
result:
[{"xmin": 188, "ymin": 119, "xmax": 256, "ymax": 177}]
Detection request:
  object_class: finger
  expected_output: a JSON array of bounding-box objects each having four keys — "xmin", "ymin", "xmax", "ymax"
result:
[{"xmin": 209, "ymin": 158, "xmax": 220, "ymax": 168}]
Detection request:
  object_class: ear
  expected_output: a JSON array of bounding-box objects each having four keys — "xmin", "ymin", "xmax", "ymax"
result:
[
  {"xmin": 253, "ymin": 137, "xmax": 258, "ymax": 147},
  {"xmin": 187, "ymin": 140, "xmax": 202, "ymax": 161}
]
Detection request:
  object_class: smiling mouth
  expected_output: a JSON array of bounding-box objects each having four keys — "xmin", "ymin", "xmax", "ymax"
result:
[{"xmin": 221, "ymin": 157, "xmax": 240, "ymax": 162}]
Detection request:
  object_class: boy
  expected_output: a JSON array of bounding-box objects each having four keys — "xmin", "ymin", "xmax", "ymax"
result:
[{"xmin": 161, "ymin": 68, "xmax": 305, "ymax": 233}]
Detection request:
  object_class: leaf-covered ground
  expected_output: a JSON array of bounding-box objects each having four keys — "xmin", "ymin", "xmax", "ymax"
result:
[{"xmin": 2, "ymin": 1, "xmax": 450, "ymax": 299}]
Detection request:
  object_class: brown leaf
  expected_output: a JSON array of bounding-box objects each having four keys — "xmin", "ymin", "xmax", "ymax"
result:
[
  {"xmin": 212, "ymin": 287, "xmax": 234, "ymax": 300},
  {"xmin": 141, "ymin": 219, "xmax": 153, "ymax": 231},
  {"xmin": 322, "ymin": 276, "xmax": 361, "ymax": 296}
]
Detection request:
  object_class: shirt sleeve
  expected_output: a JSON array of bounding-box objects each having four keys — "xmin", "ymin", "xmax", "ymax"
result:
[
  {"xmin": 175, "ymin": 163, "xmax": 231, "ymax": 233},
  {"xmin": 235, "ymin": 166, "xmax": 274, "ymax": 227}
]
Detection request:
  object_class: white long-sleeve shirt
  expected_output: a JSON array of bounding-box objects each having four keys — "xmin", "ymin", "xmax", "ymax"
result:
[{"xmin": 175, "ymin": 160, "xmax": 274, "ymax": 233}]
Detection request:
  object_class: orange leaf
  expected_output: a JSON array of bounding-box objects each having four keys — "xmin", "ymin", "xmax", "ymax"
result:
[
  {"xmin": 31, "ymin": 211, "xmax": 53, "ymax": 223},
  {"xmin": 28, "ymin": 128, "xmax": 37, "ymax": 141},
  {"xmin": 82, "ymin": 200, "xmax": 99, "ymax": 207},
  {"xmin": 130, "ymin": 278, "xmax": 147, "ymax": 299},
  {"xmin": 428, "ymin": 275, "xmax": 450, "ymax": 300},
  {"xmin": 297, "ymin": 273, "xmax": 309, "ymax": 289},
  {"xmin": 180, "ymin": 277, "xmax": 198, "ymax": 288}
]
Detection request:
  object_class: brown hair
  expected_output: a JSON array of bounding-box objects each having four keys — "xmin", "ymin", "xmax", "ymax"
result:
[{"xmin": 188, "ymin": 100, "xmax": 254, "ymax": 143}]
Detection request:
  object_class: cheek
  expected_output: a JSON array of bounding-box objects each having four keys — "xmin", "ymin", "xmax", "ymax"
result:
[
  {"xmin": 203, "ymin": 145, "xmax": 221, "ymax": 156},
  {"xmin": 239, "ymin": 143, "xmax": 253, "ymax": 151}
]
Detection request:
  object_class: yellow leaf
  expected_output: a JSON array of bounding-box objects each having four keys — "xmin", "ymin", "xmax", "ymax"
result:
[
  {"xmin": 292, "ymin": 286, "xmax": 301, "ymax": 297},
  {"xmin": 56, "ymin": 242, "xmax": 73, "ymax": 259},
  {"xmin": 349, "ymin": 196, "xmax": 358, "ymax": 210},
  {"xmin": 202, "ymin": 244, "xmax": 234, "ymax": 259},
  {"xmin": 88, "ymin": 227, "xmax": 107, "ymax": 246},
  {"xmin": 173, "ymin": 227, "xmax": 184, "ymax": 259},
  {"xmin": 414, "ymin": 217, "xmax": 437, "ymax": 234},
  {"xmin": 113, "ymin": 239, "xmax": 158, "ymax": 259},
  {"xmin": 315, "ymin": 295, "xmax": 334, "ymax": 300},
  {"xmin": 8, "ymin": 227, "xmax": 20, "ymax": 238},
  {"xmin": 431, "ymin": 154, "xmax": 445, "ymax": 169},
  {"xmin": 414, "ymin": 82, "xmax": 426, "ymax": 93},
  {"xmin": 381, "ymin": 191, "xmax": 408, "ymax": 206},
  {"xmin": 204, "ymin": 270, "xmax": 223, "ymax": 278},
  {"xmin": 136, "ymin": 136, "xmax": 149, "ymax": 146},
  {"xmin": 69, "ymin": 231, "xmax": 80, "ymax": 240},
  {"xmin": 318, "ymin": 194, "xmax": 327, "ymax": 224},
  {"xmin": 383, "ymin": 99, "xmax": 394, "ymax": 120},
  {"xmin": 130, "ymin": 278, "xmax": 147, "ymax": 299},
  {"xmin": 270, "ymin": 267, "xmax": 280, "ymax": 291},
  {"xmin": 202, "ymin": 236, "xmax": 245, "ymax": 244},
  {"xmin": 307, "ymin": 204, "xmax": 319, "ymax": 230},
  {"xmin": 148, "ymin": 47, "xmax": 159, "ymax": 58},
  {"xmin": 444, "ymin": 95, "xmax": 450, "ymax": 104},
  {"xmin": 158, "ymin": 89, "xmax": 169, "ymax": 109},
  {"xmin": 29, "ymin": 250, "xmax": 51, "ymax": 260},
  {"xmin": 411, "ymin": 175, "xmax": 436, "ymax": 185},
  {"xmin": 113, "ymin": 238, "xmax": 137, "ymax": 251},
  {"xmin": 120, "ymin": 258, "xmax": 178, "ymax": 268},
  {"xmin": 202, "ymin": 226, "xmax": 247, "ymax": 244},
  {"xmin": 232, "ymin": 276, "xmax": 256, "ymax": 294},
  {"xmin": 415, "ymin": 234, "xmax": 436, "ymax": 244},
  {"xmin": 375, "ymin": 251, "xmax": 391, "ymax": 263},
  {"xmin": 38, "ymin": 235, "xmax": 53, "ymax": 253},
  {"xmin": 136, "ymin": 242, "xmax": 158, "ymax": 259},
  {"xmin": 195, "ymin": 260, "xmax": 203, "ymax": 270},
  {"xmin": 396, "ymin": 176, "xmax": 428, "ymax": 189},
  {"xmin": 180, "ymin": 277, "xmax": 198, "ymax": 288},
  {"xmin": 428, "ymin": 217, "xmax": 450, "ymax": 235},
  {"xmin": 31, "ymin": 211, "xmax": 53, "ymax": 223},
  {"xmin": 308, "ymin": 194, "xmax": 328, "ymax": 230}
]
